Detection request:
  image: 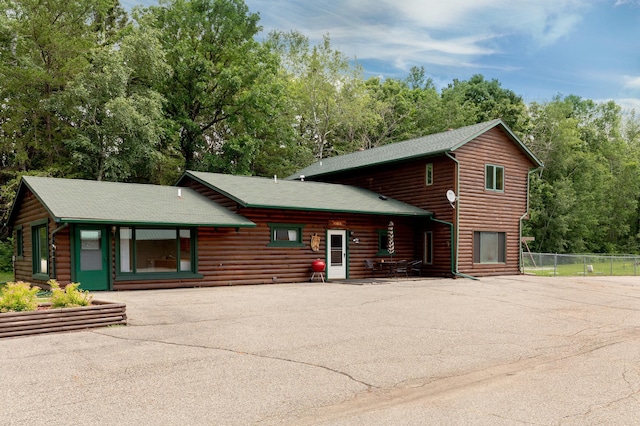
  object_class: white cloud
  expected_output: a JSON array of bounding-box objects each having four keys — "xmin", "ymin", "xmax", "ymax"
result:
[
  {"xmin": 248, "ymin": 0, "xmax": 592, "ymax": 72},
  {"xmin": 615, "ymin": 98, "xmax": 640, "ymax": 112},
  {"xmin": 624, "ymin": 76, "xmax": 640, "ymax": 89}
]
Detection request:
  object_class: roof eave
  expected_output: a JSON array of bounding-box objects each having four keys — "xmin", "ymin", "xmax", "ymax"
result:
[
  {"xmin": 56, "ymin": 218, "xmax": 257, "ymax": 228},
  {"xmin": 7, "ymin": 177, "xmax": 61, "ymax": 226},
  {"xmin": 295, "ymin": 149, "xmax": 451, "ymax": 180},
  {"xmin": 449, "ymin": 119, "xmax": 543, "ymax": 167},
  {"xmin": 243, "ymin": 203, "xmax": 432, "ymax": 217},
  {"xmin": 180, "ymin": 171, "xmax": 250, "ymax": 207}
]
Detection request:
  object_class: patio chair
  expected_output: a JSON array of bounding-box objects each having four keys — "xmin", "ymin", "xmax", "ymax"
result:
[
  {"xmin": 395, "ymin": 260, "xmax": 408, "ymax": 277},
  {"xmin": 408, "ymin": 260, "xmax": 423, "ymax": 276},
  {"xmin": 364, "ymin": 259, "xmax": 376, "ymax": 277}
]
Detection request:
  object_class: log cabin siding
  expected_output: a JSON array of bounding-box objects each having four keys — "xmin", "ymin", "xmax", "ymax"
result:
[
  {"xmin": 308, "ymin": 127, "xmax": 536, "ymax": 277},
  {"xmin": 12, "ymin": 189, "xmax": 55, "ymax": 286},
  {"xmin": 305, "ymin": 157, "xmax": 457, "ymax": 276},
  {"xmin": 113, "ymin": 209, "xmax": 420, "ymax": 290},
  {"xmin": 455, "ymin": 128, "xmax": 532, "ymax": 276}
]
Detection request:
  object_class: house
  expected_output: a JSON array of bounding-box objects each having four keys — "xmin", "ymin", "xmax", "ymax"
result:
[
  {"xmin": 8, "ymin": 173, "xmax": 430, "ymax": 290},
  {"xmin": 290, "ymin": 119, "xmax": 543, "ymax": 277},
  {"xmin": 7, "ymin": 119, "xmax": 541, "ymax": 290}
]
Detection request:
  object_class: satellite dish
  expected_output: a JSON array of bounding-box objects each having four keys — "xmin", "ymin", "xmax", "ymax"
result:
[{"xmin": 446, "ymin": 190, "xmax": 457, "ymax": 203}]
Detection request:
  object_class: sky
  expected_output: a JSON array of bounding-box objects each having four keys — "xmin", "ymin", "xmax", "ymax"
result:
[{"xmin": 127, "ymin": 0, "xmax": 640, "ymax": 111}]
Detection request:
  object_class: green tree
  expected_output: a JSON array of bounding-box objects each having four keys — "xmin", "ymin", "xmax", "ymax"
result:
[
  {"xmin": 0, "ymin": 0, "xmax": 126, "ymax": 174},
  {"xmin": 440, "ymin": 74, "xmax": 529, "ymax": 135},
  {"xmin": 525, "ymin": 96, "xmax": 640, "ymax": 253},
  {"xmin": 268, "ymin": 31, "xmax": 378, "ymax": 159},
  {"xmin": 50, "ymin": 27, "xmax": 169, "ymax": 182},
  {"xmin": 364, "ymin": 67, "xmax": 442, "ymax": 147},
  {"xmin": 140, "ymin": 0, "xmax": 281, "ymax": 172}
]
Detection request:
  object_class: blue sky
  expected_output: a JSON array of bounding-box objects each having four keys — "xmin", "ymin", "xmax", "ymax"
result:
[{"xmin": 126, "ymin": 0, "xmax": 640, "ymax": 111}]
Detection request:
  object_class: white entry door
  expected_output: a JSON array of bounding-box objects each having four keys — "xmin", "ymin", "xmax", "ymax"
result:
[{"xmin": 327, "ymin": 230, "xmax": 347, "ymax": 279}]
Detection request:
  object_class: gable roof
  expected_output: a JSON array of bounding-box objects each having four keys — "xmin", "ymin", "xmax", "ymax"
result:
[
  {"xmin": 288, "ymin": 119, "xmax": 543, "ymax": 180},
  {"xmin": 181, "ymin": 171, "xmax": 432, "ymax": 217},
  {"xmin": 9, "ymin": 176, "xmax": 255, "ymax": 228}
]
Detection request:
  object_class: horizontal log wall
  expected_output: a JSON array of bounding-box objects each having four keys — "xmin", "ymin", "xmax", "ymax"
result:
[
  {"xmin": 310, "ymin": 157, "xmax": 457, "ymax": 276},
  {"xmin": 455, "ymin": 128, "xmax": 533, "ymax": 276},
  {"xmin": 12, "ymin": 189, "xmax": 52, "ymax": 286},
  {"xmin": 0, "ymin": 301, "xmax": 127, "ymax": 338},
  {"xmin": 114, "ymin": 207, "xmax": 424, "ymax": 290}
]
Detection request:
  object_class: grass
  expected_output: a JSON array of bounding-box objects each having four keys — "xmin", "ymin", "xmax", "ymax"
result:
[
  {"xmin": 523, "ymin": 258, "xmax": 640, "ymax": 277},
  {"xmin": 0, "ymin": 271, "xmax": 14, "ymax": 284}
]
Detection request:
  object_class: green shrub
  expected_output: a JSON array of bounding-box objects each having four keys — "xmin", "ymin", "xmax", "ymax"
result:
[
  {"xmin": 0, "ymin": 281, "xmax": 40, "ymax": 313},
  {"xmin": 0, "ymin": 238, "xmax": 13, "ymax": 273},
  {"xmin": 48, "ymin": 280, "xmax": 93, "ymax": 308}
]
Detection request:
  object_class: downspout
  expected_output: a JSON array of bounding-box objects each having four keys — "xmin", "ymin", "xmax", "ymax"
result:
[
  {"xmin": 430, "ymin": 217, "xmax": 477, "ymax": 280},
  {"xmin": 51, "ymin": 222, "xmax": 69, "ymax": 280},
  {"xmin": 445, "ymin": 152, "xmax": 460, "ymax": 275},
  {"xmin": 443, "ymin": 152, "xmax": 478, "ymax": 280},
  {"xmin": 519, "ymin": 168, "xmax": 541, "ymax": 273}
]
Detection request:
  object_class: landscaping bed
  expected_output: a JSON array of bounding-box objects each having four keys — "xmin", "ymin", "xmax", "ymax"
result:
[{"xmin": 0, "ymin": 300, "xmax": 127, "ymax": 338}]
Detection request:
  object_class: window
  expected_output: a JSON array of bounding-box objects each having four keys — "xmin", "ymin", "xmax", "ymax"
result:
[
  {"xmin": 15, "ymin": 226, "xmax": 23, "ymax": 259},
  {"xmin": 31, "ymin": 220, "xmax": 49, "ymax": 277},
  {"xmin": 473, "ymin": 231, "xmax": 506, "ymax": 264},
  {"xmin": 485, "ymin": 164, "xmax": 504, "ymax": 191},
  {"xmin": 268, "ymin": 223, "xmax": 304, "ymax": 247},
  {"xmin": 117, "ymin": 227, "xmax": 197, "ymax": 276},
  {"xmin": 377, "ymin": 229, "xmax": 390, "ymax": 256},
  {"xmin": 425, "ymin": 163, "xmax": 433, "ymax": 186},
  {"xmin": 423, "ymin": 231, "xmax": 433, "ymax": 264}
]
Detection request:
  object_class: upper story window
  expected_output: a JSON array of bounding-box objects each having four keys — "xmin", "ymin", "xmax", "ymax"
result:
[
  {"xmin": 268, "ymin": 223, "xmax": 305, "ymax": 247},
  {"xmin": 485, "ymin": 164, "xmax": 504, "ymax": 191},
  {"xmin": 425, "ymin": 163, "xmax": 433, "ymax": 186}
]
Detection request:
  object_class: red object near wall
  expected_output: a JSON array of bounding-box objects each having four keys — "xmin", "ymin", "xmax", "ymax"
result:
[{"xmin": 311, "ymin": 259, "xmax": 326, "ymax": 272}]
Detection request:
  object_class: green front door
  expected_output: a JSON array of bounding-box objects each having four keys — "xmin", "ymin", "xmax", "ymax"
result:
[{"xmin": 74, "ymin": 227, "xmax": 109, "ymax": 291}]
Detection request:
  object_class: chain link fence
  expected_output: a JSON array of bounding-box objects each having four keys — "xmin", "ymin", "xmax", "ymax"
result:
[{"xmin": 522, "ymin": 252, "xmax": 640, "ymax": 277}]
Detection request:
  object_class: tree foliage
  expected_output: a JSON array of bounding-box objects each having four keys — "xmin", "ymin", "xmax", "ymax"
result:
[{"xmin": 1, "ymin": 0, "xmax": 639, "ymax": 256}]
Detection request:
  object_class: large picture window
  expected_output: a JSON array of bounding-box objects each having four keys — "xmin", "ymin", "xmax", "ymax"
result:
[
  {"xmin": 117, "ymin": 227, "xmax": 196, "ymax": 276},
  {"xmin": 31, "ymin": 220, "xmax": 49, "ymax": 277},
  {"xmin": 485, "ymin": 164, "xmax": 504, "ymax": 191},
  {"xmin": 473, "ymin": 231, "xmax": 506, "ymax": 264}
]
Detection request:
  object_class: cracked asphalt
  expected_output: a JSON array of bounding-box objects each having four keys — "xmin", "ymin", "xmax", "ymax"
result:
[{"xmin": 3, "ymin": 275, "xmax": 640, "ymax": 425}]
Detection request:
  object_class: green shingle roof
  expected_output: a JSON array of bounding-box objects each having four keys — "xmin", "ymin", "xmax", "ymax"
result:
[
  {"xmin": 288, "ymin": 119, "xmax": 542, "ymax": 179},
  {"xmin": 182, "ymin": 171, "xmax": 432, "ymax": 217},
  {"xmin": 14, "ymin": 176, "xmax": 255, "ymax": 227}
]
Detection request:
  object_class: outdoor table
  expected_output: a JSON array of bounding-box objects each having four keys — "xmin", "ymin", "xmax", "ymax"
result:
[{"xmin": 378, "ymin": 260, "xmax": 398, "ymax": 277}]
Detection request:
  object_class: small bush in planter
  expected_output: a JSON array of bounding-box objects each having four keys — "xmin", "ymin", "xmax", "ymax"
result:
[
  {"xmin": 0, "ymin": 281, "xmax": 41, "ymax": 312},
  {"xmin": 48, "ymin": 280, "xmax": 93, "ymax": 308}
]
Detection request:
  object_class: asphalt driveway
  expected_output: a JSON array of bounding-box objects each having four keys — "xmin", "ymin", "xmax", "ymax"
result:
[{"xmin": 3, "ymin": 275, "xmax": 640, "ymax": 425}]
